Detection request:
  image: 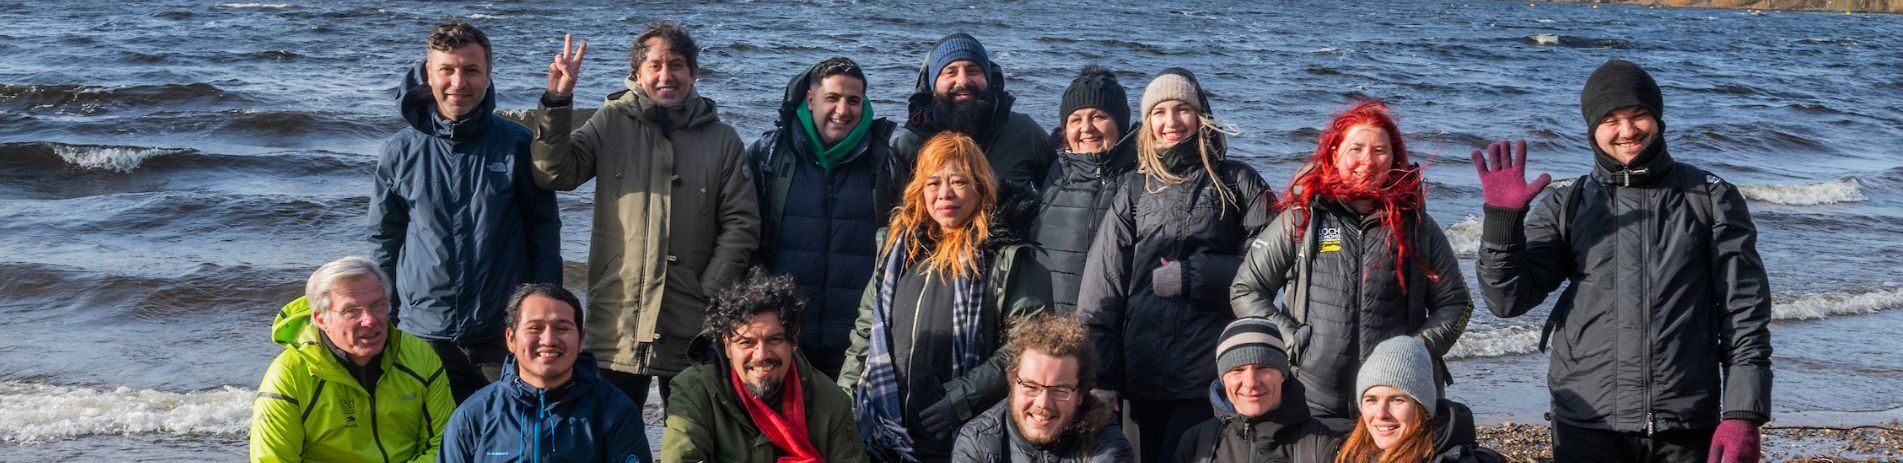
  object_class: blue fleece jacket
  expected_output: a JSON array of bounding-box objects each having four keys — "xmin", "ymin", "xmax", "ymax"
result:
[
  {"xmin": 370, "ymin": 62, "xmax": 562, "ymax": 342},
  {"xmin": 438, "ymin": 352, "xmax": 651, "ymax": 462}
]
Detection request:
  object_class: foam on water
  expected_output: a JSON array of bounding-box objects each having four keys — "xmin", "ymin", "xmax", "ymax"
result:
[
  {"xmin": 0, "ymin": 381, "xmax": 251, "ymax": 443},
  {"xmin": 217, "ymin": 3, "xmax": 296, "ymax": 8},
  {"xmin": 1449, "ymin": 286, "xmax": 1903, "ymax": 359},
  {"xmin": 1444, "ymin": 214, "xmax": 1482, "ymax": 257},
  {"xmin": 50, "ymin": 144, "xmax": 182, "ymax": 173},
  {"xmin": 1736, "ymin": 178, "xmax": 1867, "ymax": 206}
]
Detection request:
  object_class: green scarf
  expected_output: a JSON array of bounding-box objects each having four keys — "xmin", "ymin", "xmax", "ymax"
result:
[{"xmin": 796, "ymin": 100, "xmax": 873, "ymax": 172}]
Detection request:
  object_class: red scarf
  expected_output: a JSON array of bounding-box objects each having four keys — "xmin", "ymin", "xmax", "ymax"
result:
[{"xmin": 729, "ymin": 362, "xmax": 821, "ymax": 463}]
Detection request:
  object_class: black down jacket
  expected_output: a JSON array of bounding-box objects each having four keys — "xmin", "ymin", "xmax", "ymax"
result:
[
  {"xmin": 1075, "ymin": 143, "xmax": 1277, "ymax": 401},
  {"xmin": 1170, "ymin": 377, "xmax": 1339, "ymax": 463},
  {"xmin": 1230, "ymin": 199, "xmax": 1472, "ymax": 422},
  {"xmin": 1033, "ymin": 133, "xmax": 1137, "ymax": 313},
  {"xmin": 1478, "ymin": 150, "xmax": 1773, "ymax": 433},
  {"xmin": 951, "ymin": 396, "xmax": 1134, "ymax": 463}
]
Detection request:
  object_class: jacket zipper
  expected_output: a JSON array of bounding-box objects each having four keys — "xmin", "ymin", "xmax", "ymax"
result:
[{"xmin": 369, "ymin": 392, "xmax": 391, "ymax": 462}]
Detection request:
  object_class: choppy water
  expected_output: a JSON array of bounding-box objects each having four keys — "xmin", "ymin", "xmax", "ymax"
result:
[{"xmin": 3, "ymin": 0, "xmax": 1901, "ymax": 456}]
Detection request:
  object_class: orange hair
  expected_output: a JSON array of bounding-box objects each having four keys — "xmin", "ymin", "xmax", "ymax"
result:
[
  {"xmin": 1333, "ymin": 399, "xmax": 1435, "ymax": 463},
  {"xmin": 883, "ymin": 132, "xmax": 998, "ymax": 279}
]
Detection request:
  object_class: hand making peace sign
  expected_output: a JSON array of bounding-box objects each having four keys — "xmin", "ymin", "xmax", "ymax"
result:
[{"xmin": 547, "ymin": 33, "xmax": 587, "ymax": 98}]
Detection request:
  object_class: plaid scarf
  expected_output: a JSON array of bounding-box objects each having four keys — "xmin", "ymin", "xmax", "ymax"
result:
[{"xmin": 854, "ymin": 230, "xmax": 989, "ymax": 462}]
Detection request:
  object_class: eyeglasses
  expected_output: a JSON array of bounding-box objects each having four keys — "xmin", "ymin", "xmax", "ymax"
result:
[
  {"xmin": 1014, "ymin": 378, "xmax": 1078, "ymax": 401},
  {"xmin": 330, "ymin": 302, "xmax": 391, "ymax": 320}
]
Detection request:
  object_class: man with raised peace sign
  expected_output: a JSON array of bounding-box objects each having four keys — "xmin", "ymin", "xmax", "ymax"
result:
[{"xmin": 530, "ymin": 21, "xmax": 761, "ymax": 412}]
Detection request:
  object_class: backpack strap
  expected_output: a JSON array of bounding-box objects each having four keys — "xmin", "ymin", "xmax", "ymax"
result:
[
  {"xmin": 1537, "ymin": 175, "xmax": 1590, "ymax": 353},
  {"xmin": 1678, "ymin": 165, "xmax": 1718, "ymax": 231},
  {"xmin": 1285, "ymin": 205, "xmax": 1320, "ymax": 327}
]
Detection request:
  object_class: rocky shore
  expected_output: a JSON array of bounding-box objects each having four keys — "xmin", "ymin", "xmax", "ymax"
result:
[{"xmin": 1478, "ymin": 422, "xmax": 1903, "ymax": 462}]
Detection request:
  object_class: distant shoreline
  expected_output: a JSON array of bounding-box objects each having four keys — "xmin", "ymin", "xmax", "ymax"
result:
[{"xmin": 1541, "ymin": 0, "xmax": 1902, "ymax": 14}]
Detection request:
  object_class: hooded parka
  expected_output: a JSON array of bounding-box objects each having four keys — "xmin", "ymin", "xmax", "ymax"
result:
[
  {"xmin": 532, "ymin": 78, "xmax": 761, "ymax": 377},
  {"xmin": 371, "ymin": 62, "xmax": 562, "ymax": 343},
  {"xmin": 250, "ymin": 297, "xmax": 454, "ymax": 463},
  {"xmin": 1230, "ymin": 199, "xmax": 1472, "ymax": 422}
]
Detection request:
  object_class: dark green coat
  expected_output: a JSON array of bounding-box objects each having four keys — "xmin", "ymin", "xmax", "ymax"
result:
[{"xmin": 663, "ymin": 346, "xmax": 866, "ymax": 463}]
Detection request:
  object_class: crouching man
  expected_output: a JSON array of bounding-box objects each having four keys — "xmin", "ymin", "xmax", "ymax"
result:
[
  {"xmin": 953, "ymin": 313, "xmax": 1133, "ymax": 463},
  {"xmin": 1172, "ymin": 318, "xmax": 1339, "ymax": 463}
]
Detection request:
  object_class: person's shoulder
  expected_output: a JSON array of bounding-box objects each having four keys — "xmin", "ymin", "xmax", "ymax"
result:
[
  {"xmin": 669, "ymin": 363, "xmax": 724, "ymax": 394},
  {"xmin": 955, "ymin": 402, "xmax": 1009, "ymax": 442},
  {"xmin": 388, "ymin": 331, "xmax": 445, "ymax": 374}
]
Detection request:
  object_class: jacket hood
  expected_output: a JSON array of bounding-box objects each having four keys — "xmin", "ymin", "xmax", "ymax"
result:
[
  {"xmin": 1429, "ymin": 400, "xmax": 1479, "ymax": 455},
  {"xmin": 397, "ymin": 61, "xmax": 496, "ymax": 139},
  {"xmin": 271, "ymin": 297, "xmax": 322, "ymax": 349},
  {"xmin": 609, "ymin": 75, "xmax": 722, "ymax": 131},
  {"xmin": 983, "ymin": 182, "xmax": 1042, "ymax": 250}
]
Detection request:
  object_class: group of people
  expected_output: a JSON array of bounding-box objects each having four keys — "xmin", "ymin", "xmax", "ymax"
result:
[{"xmin": 248, "ymin": 19, "xmax": 1774, "ymax": 463}]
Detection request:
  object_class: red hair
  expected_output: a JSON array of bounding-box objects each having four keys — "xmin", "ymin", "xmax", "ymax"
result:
[{"xmin": 1279, "ymin": 99, "xmax": 1436, "ymax": 289}]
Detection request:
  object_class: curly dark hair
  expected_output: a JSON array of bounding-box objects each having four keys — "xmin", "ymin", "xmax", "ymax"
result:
[
  {"xmin": 701, "ymin": 267, "xmax": 805, "ymax": 343},
  {"xmin": 630, "ymin": 20, "xmax": 698, "ymax": 73},
  {"xmin": 428, "ymin": 21, "xmax": 491, "ymax": 65},
  {"xmin": 1003, "ymin": 312, "xmax": 1098, "ymax": 395}
]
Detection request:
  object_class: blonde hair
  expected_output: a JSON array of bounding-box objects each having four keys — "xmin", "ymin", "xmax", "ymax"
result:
[
  {"xmin": 1136, "ymin": 112, "xmax": 1240, "ymax": 213},
  {"xmin": 883, "ymin": 132, "xmax": 999, "ymax": 279}
]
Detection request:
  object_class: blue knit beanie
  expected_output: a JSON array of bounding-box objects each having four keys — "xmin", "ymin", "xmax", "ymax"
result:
[{"xmin": 926, "ymin": 33, "xmax": 991, "ymax": 91}]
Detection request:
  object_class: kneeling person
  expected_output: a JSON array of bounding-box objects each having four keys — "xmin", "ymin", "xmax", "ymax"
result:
[
  {"xmin": 251, "ymin": 256, "xmax": 454, "ymax": 462},
  {"xmin": 953, "ymin": 313, "xmax": 1133, "ymax": 463},
  {"xmin": 663, "ymin": 269, "xmax": 866, "ymax": 462},
  {"xmin": 439, "ymin": 284, "xmax": 651, "ymax": 462}
]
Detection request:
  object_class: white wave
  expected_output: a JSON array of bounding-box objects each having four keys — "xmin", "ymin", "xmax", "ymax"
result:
[
  {"xmin": 0, "ymin": 382, "xmax": 252, "ymax": 443},
  {"xmin": 1536, "ymin": 18, "xmax": 1555, "ymax": 23},
  {"xmin": 1448, "ymin": 287, "xmax": 1903, "ymax": 359},
  {"xmin": 467, "ymin": 13, "xmax": 505, "ymax": 19},
  {"xmin": 1736, "ymin": 178, "xmax": 1866, "ymax": 206},
  {"xmin": 1443, "ymin": 215, "xmax": 1482, "ymax": 258},
  {"xmin": 1773, "ymin": 286, "xmax": 1903, "ymax": 320},
  {"xmin": 218, "ymin": 3, "xmax": 297, "ymax": 8},
  {"xmin": 1312, "ymin": 47, "xmax": 1339, "ymax": 54},
  {"xmin": 51, "ymin": 145, "xmax": 180, "ymax": 173}
]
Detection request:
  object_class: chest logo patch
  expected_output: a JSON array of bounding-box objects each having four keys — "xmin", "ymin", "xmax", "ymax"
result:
[{"xmin": 1318, "ymin": 227, "xmax": 1343, "ymax": 253}]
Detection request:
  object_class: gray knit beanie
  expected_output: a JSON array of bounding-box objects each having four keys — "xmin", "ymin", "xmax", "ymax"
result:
[
  {"xmin": 1215, "ymin": 318, "xmax": 1288, "ymax": 375},
  {"xmin": 1356, "ymin": 336, "xmax": 1439, "ymax": 416},
  {"xmin": 1140, "ymin": 71, "xmax": 1203, "ymax": 120}
]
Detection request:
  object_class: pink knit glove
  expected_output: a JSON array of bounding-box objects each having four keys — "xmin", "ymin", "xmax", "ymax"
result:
[
  {"xmin": 1708, "ymin": 419, "xmax": 1762, "ymax": 463},
  {"xmin": 1470, "ymin": 140, "xmax": 1552, "ymax": 210}
]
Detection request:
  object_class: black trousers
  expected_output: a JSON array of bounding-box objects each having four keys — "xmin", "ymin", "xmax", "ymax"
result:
[
  {"xmin": 1124, "ymin": 397, "xmax": 1213, "ymax": 463},
  {"xmin": 427, "ymin": 338, "xmax": 509, "ymax": 404},
  {"xmin": 599, "ymin": 369, "xmax": 674, "ymax": 414},
  {"xmin": 1553, "ymin": 420, "xmax": 1715, "ymax": 463}
]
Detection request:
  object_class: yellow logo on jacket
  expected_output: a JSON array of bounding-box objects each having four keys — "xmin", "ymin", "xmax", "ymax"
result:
[{"xmin": 1318, "ymin": 227, "xmax": 1342, "ymax": 253}]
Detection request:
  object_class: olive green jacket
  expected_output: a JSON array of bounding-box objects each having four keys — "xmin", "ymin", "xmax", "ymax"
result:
[{"xmin": 663, "ymin": 348, "xmax": 866, "ymax": 463}]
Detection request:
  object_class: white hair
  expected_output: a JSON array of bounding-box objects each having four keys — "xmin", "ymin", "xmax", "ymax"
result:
[{"xmin": 305, "ymin": 256, "xmax": 389, "ymax": 314}]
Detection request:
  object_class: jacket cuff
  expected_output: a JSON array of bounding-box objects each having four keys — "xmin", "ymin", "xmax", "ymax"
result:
[
  {"xmin": 1722, "ymin": 411, "xmax": 1768, "ymax": 424},
  {"xmin": 1481, "ymin": 205, "xmax": 1528, "ymax": 245},
  {"xmin": 540, "ymin": 90, "xmax": 573, "ymax": 108}
]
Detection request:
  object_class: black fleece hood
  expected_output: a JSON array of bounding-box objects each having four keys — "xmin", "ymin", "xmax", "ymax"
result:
[
  {"xmin": 397, "ymin": 61, "xmax": 496, "ymax": 140},
  {"xmin": 1580, "ymin": 59, "xmax": 1670, "ymax": 174}
]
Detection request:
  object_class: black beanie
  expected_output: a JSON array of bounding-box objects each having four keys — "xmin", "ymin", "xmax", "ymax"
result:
[
  {"xmin": 1580, "ymin": 59, "xmax": 1669, "ymax": 169},
  {"xmin": 1580, "ymin": 59, "xmax": 1664, "ymax": 128},
  {"xmin": 1059, "ymin": 65, "xmax": 1131, "ymax": 133}
]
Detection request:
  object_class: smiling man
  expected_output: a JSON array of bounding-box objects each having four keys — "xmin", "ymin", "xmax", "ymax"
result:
[
  {"xmin": 535, "ymin": 20, "xmax": 760, "ymax": 411},
  {"xmin": 438, "ymin": 284, "xmax": 651, "ymax": 462},
  {"xmin": 1471, "ymin": 59, "xmax": 1772, "ymax": 463},
  {"xmin": 952, "ymin": 313, "xmax": 1132, "ymax": 463},
  {"xmin": 1171, "ymin": 318, "xmax": 1338, "ymax": 463},
  {"xmin": 661, "ymin": 269, "xmax": 866, "ymax": 462},
  {"xmin": 891, "ymin": 33, "xmax": 1053, "ymax": 190},
  {"xmin": 371, "ymin": 21, "xmax": 563, "ymax": 403},
  {"xmin": 745, "ymin": 57, "xmax": 899, "ymax": 380}
]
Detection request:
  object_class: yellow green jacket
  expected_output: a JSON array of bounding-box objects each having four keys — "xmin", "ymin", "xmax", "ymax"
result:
[{"xmin": 249, "ymin": 297, "xmax": 454, "ymax": 462}]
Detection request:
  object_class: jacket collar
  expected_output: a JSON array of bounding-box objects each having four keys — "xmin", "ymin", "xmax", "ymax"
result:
[
  {"xmin": 397, "ymin": 61, "xmax": 494, "ymax": 140},
  {"xmin": 499, "ymin": 351, "xmax": 603, "ymax": 403},
  {"xmin": 1590, "ymin": 138, "xmax": 1677, "ymax": 187},
  {"xmin": 610, "ymin": 75, "xmax": 721, "ymax": 132}
]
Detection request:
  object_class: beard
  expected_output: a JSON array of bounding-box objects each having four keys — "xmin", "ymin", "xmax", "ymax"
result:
[
  {"xmin": 738, "ymin": 360, "xmax": 785, "ymax": 400},
  {"xmin": 1011, "ymin": 403, "xmax": 1071, "ymax": 446},
  {"xmin": 932, "ymin": 91, "xmax": 994, "ymax": 136}
]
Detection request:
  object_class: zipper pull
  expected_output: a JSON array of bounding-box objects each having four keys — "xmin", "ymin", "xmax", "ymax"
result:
[{"xmin": 1646, "ymin": 411, "xmax": 1657, "ymax": 436}]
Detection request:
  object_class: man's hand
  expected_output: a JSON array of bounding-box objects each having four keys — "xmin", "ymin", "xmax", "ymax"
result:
[
  {"xmin": 1470, "ymin": 139, "xmax": 1552, "ymax": 210},
  {"xmin": 546, "ymin": 33, "xmax": 586, "ymax": 98},
  {"xmin": 1708, "ymin": 419, "xmax": 1762, "ymax": 463},
  {"xmin": 917, "ymin": 397, "xmax": 961, "ymax": 441}
]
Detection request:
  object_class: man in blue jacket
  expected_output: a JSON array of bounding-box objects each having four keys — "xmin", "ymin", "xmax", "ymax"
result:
[
  {"xmin": 370, "ymin": 21, "xmax": 563, "ymax": 402},
  {"xmin": 440, "ymin": 283, "xmax": 652, "ymax": 462}
]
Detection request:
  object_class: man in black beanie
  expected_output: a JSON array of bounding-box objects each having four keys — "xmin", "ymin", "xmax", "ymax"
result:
[
  {"xmin": 891, "ymin": 33, "xmax": 1054, "ymax": 191},
  {"xmin": 1034, "ymin": 65, "xmax": 1135, "ymax": 313},
  {"xmin": 1470, "ymin": 59, "xmax": 1772, "ymax": 462}
]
